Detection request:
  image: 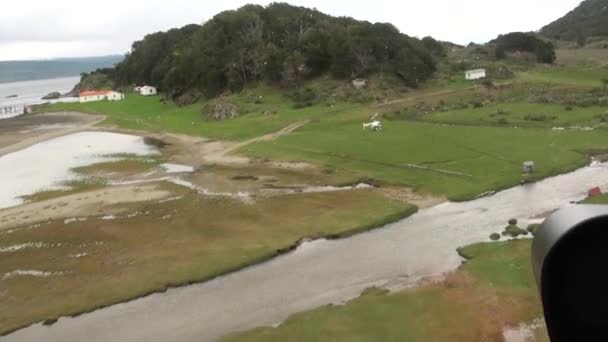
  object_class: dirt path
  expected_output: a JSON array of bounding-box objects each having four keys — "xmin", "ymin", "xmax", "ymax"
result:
[
  {"xmin": 0, "ymin": 113, "xmax": 105, "ymax": 157},
  {"xmin": 204, "ymin": 120, "xmax": 310, "ymax": 164}
]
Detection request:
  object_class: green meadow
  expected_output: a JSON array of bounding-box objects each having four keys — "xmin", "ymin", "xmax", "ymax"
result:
[{"xmin": 242, "ymin": 119, "xmax": 607, "ymax": 200}]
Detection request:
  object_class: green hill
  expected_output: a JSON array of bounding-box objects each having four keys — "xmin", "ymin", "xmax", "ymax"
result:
[
  {"xmin": 109, "ymin": 3, "xmax": 440, "ymax": 100},
  {"xmin": 540, "ymin": 0, "xmax": 608, "ymax": 42}
]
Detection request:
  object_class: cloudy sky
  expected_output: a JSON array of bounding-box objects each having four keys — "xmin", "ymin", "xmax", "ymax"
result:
[{"xmin": 0, "ymin": 0, "xmax": 582, "ymax": 61}]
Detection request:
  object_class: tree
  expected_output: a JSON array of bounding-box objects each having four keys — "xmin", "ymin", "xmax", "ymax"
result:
[
  {"xmin": 495, "ymin": 44, "xmax": 506, "ymax": 60},
  {"xmin": 576, "ymin": 27, "xmax": 587, "ymax": 47},
  {"xmin": 602, "ymin": 78, "xmax": 608, "ymax": 93},
  {"xmin": 482, "ymin": 79, "xmax": 494, "ymax": 94},
  {"xmin": 98, "ymin": 3, "xmax": 438, "ymax": 100}
]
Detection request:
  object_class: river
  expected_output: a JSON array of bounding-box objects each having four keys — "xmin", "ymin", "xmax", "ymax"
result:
[{"xmin": 3, "ymin": 159, "xmax": 607, "ymax": 341}]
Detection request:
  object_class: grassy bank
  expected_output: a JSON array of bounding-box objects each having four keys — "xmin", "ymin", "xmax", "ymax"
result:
[
  {"xmin": 419, "ymin": 102, "xmax": 608, "ymax": 128},
  {"xmin": 518, "ymin": 66, "xmax": 608, "ymax": 87},
  {"xmin": 0, "ymin": 186, "xmax": 415, "ymax": 335},
  {"xmin": 223, "ymin": 239, "xmax": 546, "ymax": 342},
  {"xmin": 242, "ymin": 120, "xmax": 607, "ymax": 200},
  {"xmin": 582, "ymin": 193, "xmax": 608, "ymax": 204}
]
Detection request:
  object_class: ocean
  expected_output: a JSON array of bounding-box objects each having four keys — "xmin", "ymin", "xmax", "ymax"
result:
[{"xmin": 0, "ymin": 76, "xmax": 80, "ymax": 108}]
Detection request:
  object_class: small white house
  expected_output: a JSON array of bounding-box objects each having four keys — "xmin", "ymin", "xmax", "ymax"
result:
[
  {"xmin": 352, "ymin": 79, "xmax": 368, "ymax": 89},
  {"xmin": 140, "ymin": 86, "xmax": 157, "ymax": 96},
  {"xmin": 79, "ymin": 90, "xmax": 124, "ymax": 103},
  {"xmin": 465, "ymin": 69, "xmax": 486, "ymax": 80},
  {"xmin": 106, "ymin": 91, "xmax": 125, "ymax": 102}
]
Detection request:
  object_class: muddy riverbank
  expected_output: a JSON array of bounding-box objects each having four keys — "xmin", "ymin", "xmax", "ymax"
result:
[{"xmin": 4, "ymin": 160, "xmax": 607, "ymax": 342}]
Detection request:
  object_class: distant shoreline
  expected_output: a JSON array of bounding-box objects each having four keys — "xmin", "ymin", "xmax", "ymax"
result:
[{"xmin": 0, "ymin": 75, "xmax": 81, "ymax": 85}]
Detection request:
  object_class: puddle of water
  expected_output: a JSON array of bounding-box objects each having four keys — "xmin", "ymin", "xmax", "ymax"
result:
[
  {"xmin": 0, "ymin": 131, "xmax": 158, "ymax": 209},
  {"xmin": 302, "ymin": 183, "xmax": 373, "ymax": 193},
  {"xmin": 160, "ymin": 163, "xmax": 195, "ymax": 173},
  {"xmin": 166, "ymin": 178, "xmax": 252, "ymax": 202},
  {"xmin": 64, "ymin": 218, "xmax": 88, "ymax": 224},
  {"xmin": 68, "ymin": 253, "xmax": 88, "ymax": 259},
  {"xmin": 2, "ymin": 270, "xmax": 64, "ymax": 280},
  {"xmin": 0, "ymin": 242, "xmax": 55, "ymax": 253}
]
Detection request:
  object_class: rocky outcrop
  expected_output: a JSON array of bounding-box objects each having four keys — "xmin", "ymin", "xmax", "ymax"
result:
[
  {"xmin": 202, "ymin": 101, "xmax": 240, "ymax": 121},
  {"xmin": 42, "ymin": 92, "xmax": 61, "ymax": 100}
]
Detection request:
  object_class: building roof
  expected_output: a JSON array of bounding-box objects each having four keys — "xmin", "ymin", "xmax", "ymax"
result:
[
  {"xmin": 466, "ymin": 69, "xmax": 486, "ymax": 73},
  {"xmin": 79, "ymin": 90, "xmax": 112, "ymax": 97}
]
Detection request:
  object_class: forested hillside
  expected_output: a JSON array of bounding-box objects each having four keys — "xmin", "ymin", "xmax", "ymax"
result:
[
  {"xmin": 109, "ymin": 3, "xmax": 440, "ymax": 99},
  {"xmin": 491, "ymin": 32, "xmax": 556, "ymax": 63},
  {"xmin": 541, "ymin": 0, "xmax": 608, "ymax": 42}
]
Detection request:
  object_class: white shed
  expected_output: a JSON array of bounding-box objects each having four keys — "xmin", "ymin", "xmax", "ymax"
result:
[
  {"xmin": 465, "ymin": 69, "xmax": 486, "ymax": 80},
  {"xmin": 106, "ymin": 91, "xmax": 125, "ymax": 102},
  {"xmin": 352, "ymin": 79, "xmax": 368, "ymax": 89},
  {"xmin": 140, "ymin": 86, "xmax": 157, "ymax": 96}
]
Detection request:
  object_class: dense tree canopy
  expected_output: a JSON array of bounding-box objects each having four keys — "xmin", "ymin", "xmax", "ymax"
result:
[
  {"xmin": 492, "ymin": 32, "xmax": 556, "ymax": 64},
  {"xmin": 540, "ymin": 0, "xmax": 608, "ymax": 41},
  {"xmin": 110, "ymin": 3, "xmax": 437, "ymax": 99}
]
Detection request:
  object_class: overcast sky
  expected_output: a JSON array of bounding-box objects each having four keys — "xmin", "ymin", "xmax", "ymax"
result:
[{"xmin": 0, "ymin": 0, "xmax": 583, "ymax": 61}]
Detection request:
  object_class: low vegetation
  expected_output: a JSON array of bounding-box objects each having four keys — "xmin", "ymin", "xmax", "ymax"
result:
[
  {"xmin": 582, "ymin": 193, "xmax": 608, "ymax": 204},
  {"xmin": 241, "ymin": 119, "xmax": 608, "ymax": 200},
  {"xmin": 223, "ymin": 240, "xmax": 546, "ymax": 342},
  {"xmin": 0, "ymin": 184, "xmax": 415, "ymax": 335}
]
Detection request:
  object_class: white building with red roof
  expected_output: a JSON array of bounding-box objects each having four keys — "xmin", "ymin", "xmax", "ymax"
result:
[{"xmin": 79, "ymin": 90, "xmax": 125, "ymax": 103}]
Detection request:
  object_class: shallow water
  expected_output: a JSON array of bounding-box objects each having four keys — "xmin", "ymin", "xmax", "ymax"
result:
[
  {"xmin": 6, "ymin": 162, "xmax": 608, "ymax": 342},
  {"xmin": 0, "ymin": 131, "xmax": 157, "ymax": 209},
  {"xmin": 160, "ymin": 163, "xmax": 195, "ymax": 173},
  {"xmin": 0, "ymin": 77, "xmax": 79, "ymax": 108}
]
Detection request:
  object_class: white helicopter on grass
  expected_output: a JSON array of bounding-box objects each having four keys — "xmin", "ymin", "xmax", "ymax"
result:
[{"xmin": 363, "ymin": 113, "xmax": 383, "ymax": 132}]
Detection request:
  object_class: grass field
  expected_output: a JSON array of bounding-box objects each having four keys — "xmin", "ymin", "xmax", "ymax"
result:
[
  {"xmin": 242, "ymin": 120, "xmax": 608, "ymax": 200},
  {"xmin": 582, "ymin": 193, "xmax": 608, "ymax": 204},
  {"xmin": 223, "ymin": 239, "xmax": 546, "ymax": 342},
  {"xmin": 420, "ymin": 103, "xmax": 608, "ymax": 128},
  {"xmin": 0, "ymin": 184, "xmax": 415, "ymax": 335},
  {"xmin": 46, "ymin": 92, "xmax": 608, "ymax": 201},
  {"xmin": 45, "ymin": 89, "xmax": 361, "ymax": 141},
  {"xmin": 519, "ymin": 66, "xmax": 608, "ymax": 88}
]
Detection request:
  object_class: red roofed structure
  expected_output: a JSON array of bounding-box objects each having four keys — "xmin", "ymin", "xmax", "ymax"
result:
[
  {"xmin": 588, "ymin": 187, "xmax": 603, "ymax": 198},
  {"xmin": 79, "ymin": 90, "xmax": 124, "ymax": 103}
]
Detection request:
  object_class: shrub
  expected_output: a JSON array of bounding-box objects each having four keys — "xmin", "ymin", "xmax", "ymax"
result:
[
  {"xmin": 504, "ymin": 225, "xmax": 526, "ymax": 238},
  {"xmin": 471, "ymin": 101, "xmax": 483, "ymax": 108},
  {"xmin": 524, "ymin": 114, "xmax": 556, "ymax": 122},
  {"xmin": 497, "ymin": 118, "xmax": 509, "ymax": 125},
  {"xmin": 290, "ymin": 88, "xmax": 318, "ymax": 109},
  {"xmin": 527, "ymin": 224, "xmax": 541, "ymax": 236},
  {"xmin": 490, "ymin": 233, "xmax": 501, "ymax": 241},
  {"xmin": 508, "ymin": 218, "xmax": 518, "ymax": 225},
  {"xmin": 565, "ymin": 106, "xmax": 573, "ymax": 111}
]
